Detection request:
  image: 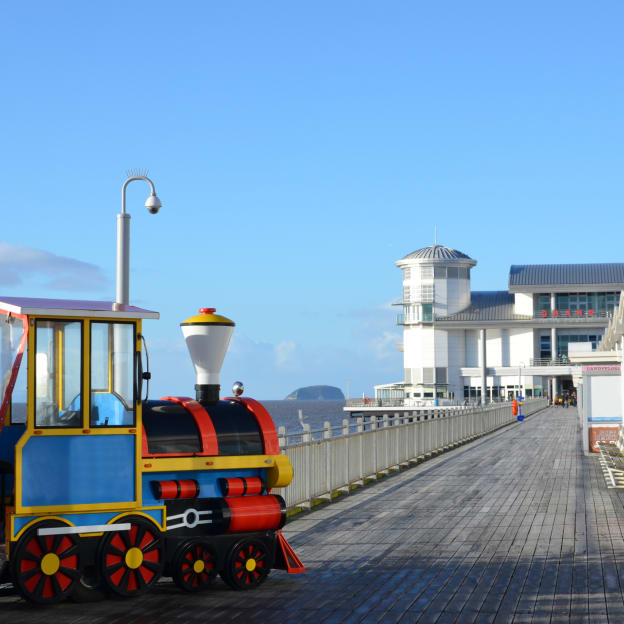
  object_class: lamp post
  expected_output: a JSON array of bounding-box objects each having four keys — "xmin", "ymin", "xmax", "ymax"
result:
[
  {"xmin": 517, "ymin": 362, "xmax": 525, "ymax": 398},
  {"xmin": 517, "ymin": 361, "xmax": 525, "ymax": 421},
  {"xmin": 116, "ymin": 175, "xmax": 162, "ymax": 306}
]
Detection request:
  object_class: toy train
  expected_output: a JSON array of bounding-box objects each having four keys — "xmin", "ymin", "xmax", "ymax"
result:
[{"xmin": 0, "ymin": 301, "xmax": 303, "ymax": 604}]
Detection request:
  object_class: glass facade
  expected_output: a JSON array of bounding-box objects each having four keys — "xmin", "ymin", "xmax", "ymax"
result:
[
  {"xmin": 554, "ymin": 292, "xmax": 618, "ymax": 314},
  {"xmin": 556, "ymin": 334, "xmax": 600, "ymax": 357},
  {"xmin": 540, "ymin": 335, "xmax": 551, "ymax": 359}
]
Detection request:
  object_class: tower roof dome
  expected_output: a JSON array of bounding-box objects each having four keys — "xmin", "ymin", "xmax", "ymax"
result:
[{"xmin": 402, "ymin": 245, "xmax": 473, "ymax": 261}]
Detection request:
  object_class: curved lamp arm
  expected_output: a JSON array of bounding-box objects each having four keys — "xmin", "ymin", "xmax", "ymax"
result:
[
  {"xmin": 116, "ymin": 175, "xmax": 160, "ymax": 305},
  {"xmin": 121, "ymin": 176, "xmax": 158, "ymax": 214}
]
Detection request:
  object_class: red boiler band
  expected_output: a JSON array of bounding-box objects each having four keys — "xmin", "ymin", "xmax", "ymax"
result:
[
  {"xmin": 219, "ymin": 476, "xmax": 264, "ymax": 497},
  {"xmin": 151, "ymin": 479, "xmax": 200, "ymax": 500},
  {"xmin": 224, "ymin": 495, "xmax": 286, "ymax": 533}
]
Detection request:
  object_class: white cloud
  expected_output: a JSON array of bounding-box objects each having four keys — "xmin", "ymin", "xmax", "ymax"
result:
[
  {"xmin": 0, "ymin": 242, "xmax": 107, "ymax": 292},
  {"xmin": 274, "ymin": 340, "xmax": 297, "ymax": 368},
  {"xmin": 369, "ymin": 330, "xmax": 402, "ymax": 360}
]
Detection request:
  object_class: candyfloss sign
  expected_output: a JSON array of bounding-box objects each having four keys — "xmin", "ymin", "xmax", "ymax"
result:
[{"xmin": 581, "ymin": 365, "xmax": 622, "ymax": 453}]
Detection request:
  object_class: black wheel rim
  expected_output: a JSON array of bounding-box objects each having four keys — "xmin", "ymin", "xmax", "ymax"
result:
[
  {"xmin": 176, "ymin": 542, "xmax": 216, "ymax": 591},
  {"xmin": 231, "ymin": 541, "xmax": 268, "ymax": 588}
]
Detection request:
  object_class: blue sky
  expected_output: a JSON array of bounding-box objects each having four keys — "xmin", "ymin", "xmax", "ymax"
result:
[{"xmin": 1, "ymin": 2, "xmax": 623, "ymax": 399}]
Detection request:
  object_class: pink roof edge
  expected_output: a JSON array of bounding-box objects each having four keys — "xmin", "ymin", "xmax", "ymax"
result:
[{"xmin": 0, "ymin": 296, "xmax": 159, "ymax": 318}]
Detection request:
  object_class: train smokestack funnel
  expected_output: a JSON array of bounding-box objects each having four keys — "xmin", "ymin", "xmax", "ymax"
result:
[{"xmin": 180, "ymin": 307, "xmax": 235, "ymax": 404}]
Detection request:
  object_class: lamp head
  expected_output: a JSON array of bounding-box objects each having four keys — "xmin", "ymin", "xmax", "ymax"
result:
[{"xmin": 145, "ymin": 194, "xmax": 162, "ymax": 214}]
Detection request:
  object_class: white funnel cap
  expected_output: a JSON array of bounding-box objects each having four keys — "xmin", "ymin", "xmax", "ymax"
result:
[{"xmin": 180, "ymin": 308, "xmax": 235, "ymax": 386}]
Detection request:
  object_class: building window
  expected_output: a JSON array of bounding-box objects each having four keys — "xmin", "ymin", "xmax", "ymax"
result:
[
  {"xmin": 447, "ymin": 267, "xmax": 458, "ymax": 279},
  {"xmin": 434, "ymin": 266, "xmax": 446, "ymax": 279},
  {"xmin": 540, "ymin": 336, "xmax": 551, "ymax": 360},
  {"xmin": 403, "ymin": 267, "xmax": 411, "ymax": 280},
  {"xmin": 422, "ymin": 304, "xmax": 433, "ymax": 322},
  {"xmin": 435, "ymin": 367, "xmax": 447, "ymax": 384},
  {"xmin": 556, "ymin": 333, "xmax": 603, "ymax": 357},
  {"xmin": 420, "ymin": 284, "xmax": 433, "ymax": 302},
  {"xmin": 554, "ymin": 291, "xmax": 620, "ymax": 315},
  {"xmin": 422, "ymin": 368, "xmax": 434, "ymax": 384},
  {"xmin": 458, "ymin": 267, "xmax": 469, "ymax": 279},
  {"xmin": 420, "ymin": 265, "xmax": 433, "ymax": 280},
  {"xmin": 538, "ymin": 295, "xmax": 550, "ymax": 314},
  {"xmin": 464, "ymin": 386, "xmax": 469, "ymax": 398},
  {"xmin": 403, "ymin": 286, "xmax": 411, "ymax": 302}
]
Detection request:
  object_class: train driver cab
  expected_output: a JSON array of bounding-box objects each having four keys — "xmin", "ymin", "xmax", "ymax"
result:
[{"xmin": 0, "ymin": 297, "xmax": 159, "ymax": 534}]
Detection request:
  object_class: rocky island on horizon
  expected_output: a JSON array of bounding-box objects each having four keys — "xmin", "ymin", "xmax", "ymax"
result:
[{"xmin": 284, "ymin": 385, "xmax": 345, "ymax": 401}]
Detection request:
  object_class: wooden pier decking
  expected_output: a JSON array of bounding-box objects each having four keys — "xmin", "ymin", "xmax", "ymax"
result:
[{"xmin": 3, "ymin": 406, "xmax": 624, "ymax": 623}]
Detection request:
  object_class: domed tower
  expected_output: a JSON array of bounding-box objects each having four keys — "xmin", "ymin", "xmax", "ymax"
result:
[{"xmin": 395, "ymin": 245, "xmax": 476, "ymax": 403}]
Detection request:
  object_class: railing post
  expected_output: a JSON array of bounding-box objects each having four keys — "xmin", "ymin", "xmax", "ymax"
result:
[
  {"xmin": 371, "ymin": 416, "xmax": 378, "ymax": 476},
  {"xmin": 343, "ymin": 419, "xmax": 350, "ymax": 486},
  {"xmin": 324, "ymin": 420, "xmax": 332, "ymax": 496},
  {"xmin": 357, "ymin": 417, "xmax": 364, "ymax": 482},
  {"xmin": 382, "ymin": 414, "xmax": 389, "ymax": 470},
  {"xmin": 278, "ymin": 425, "xmax": 286, "ymax": 449},
  {"xmin": 303, "ymin": 423, "xmax": 311, "ymax": 506},
  {"xmin": 394, "ymin": 412, "xmax": 400, "ymax": 464}
]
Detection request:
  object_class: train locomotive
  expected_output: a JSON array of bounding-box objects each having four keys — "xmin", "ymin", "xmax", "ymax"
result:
[{"xmin": 0, "ymin": 300, "xmax": 304, "ymax": 604}]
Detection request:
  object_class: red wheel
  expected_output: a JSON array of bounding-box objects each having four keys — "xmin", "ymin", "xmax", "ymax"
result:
[
  {"xmin": 11, "ymin": 521, "xmax": 79, "ymax": 604},
  {"xmin": 100, "ymin": 516, "xmax": 164, "ymax": 597},
  {"xmin": 221, "ymin": 538, "xmax": 271, "ymax": 590},
  {"xmin": 172, "ymin": 541, "xmax": 217, "ymax": 592}
]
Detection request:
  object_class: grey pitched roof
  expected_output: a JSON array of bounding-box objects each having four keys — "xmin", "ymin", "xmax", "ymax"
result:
[
  {"xmin": 436, "ymin": 291, "xmax": 531, "ymax": 322},
  {"xmin": 402, "ymin": 245, "xmax": 473, "ymax": 261},
  {"xmin": 509, "ymin": 264, "xmax": 624, "ymax": 288}
]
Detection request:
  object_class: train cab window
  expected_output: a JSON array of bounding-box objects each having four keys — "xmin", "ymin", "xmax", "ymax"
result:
[
  {"xmin": 35, "ymin": 320, "xmax": 83, "ymax": 428},
  {"xmin": 0, "ymin": 313, "xmax": 27, "ymax": 424},
  {"xmin": 90, "ymin": 322, "xmax": 135, "ymax": 427},
  {"xmin": 10, "ymin": 352, "xmax": 27, "ymax": 424}
]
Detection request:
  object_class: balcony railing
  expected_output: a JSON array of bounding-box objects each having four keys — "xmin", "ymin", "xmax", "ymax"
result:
[
  {"xmin": 397, "ymin": 314, "xmax": 432, "ymax": 325},
  {"xmin": 529, "ymin": 358, "xmax": 575, "ymax": 367}
]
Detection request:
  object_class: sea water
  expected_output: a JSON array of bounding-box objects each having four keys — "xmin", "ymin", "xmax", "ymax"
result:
[{"xmin": 260, "ymin": 400, "xmax": 347, "ymax": 433}]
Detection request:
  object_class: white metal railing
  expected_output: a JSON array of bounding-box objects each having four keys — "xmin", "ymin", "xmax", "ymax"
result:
[
  {"xmin": 274, "ymin": 398, "xmax": 548, "ymax": 510},
  {"xmin": 600, "ymin": 292, "xmax": 624, "ymax": 351}
]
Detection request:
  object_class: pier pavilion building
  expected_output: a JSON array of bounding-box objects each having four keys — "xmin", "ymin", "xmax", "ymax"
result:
[{"xmin": 374, "ymin": 245, "xmax": 624, "ymax": 406}]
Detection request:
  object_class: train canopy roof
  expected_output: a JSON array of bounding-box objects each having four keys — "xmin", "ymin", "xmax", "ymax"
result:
[{"xmin": 0, "ymin": 296, "xmax": 159, "ymax": 319}]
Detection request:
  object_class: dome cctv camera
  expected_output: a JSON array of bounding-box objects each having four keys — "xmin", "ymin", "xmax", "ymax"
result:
[{"xmin": 145, "ymin": 194, "xmax": 162, "ymax": 215}]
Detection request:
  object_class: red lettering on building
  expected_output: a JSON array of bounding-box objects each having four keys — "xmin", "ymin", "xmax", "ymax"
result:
[{"xmin": 540, "ymin": 308, "xmax": 597, "ymax": 318}]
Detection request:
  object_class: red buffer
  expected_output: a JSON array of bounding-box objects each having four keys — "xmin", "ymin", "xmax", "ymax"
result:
[
  {"xmin": 274, "ymin": 531, "xmax": 306, "ymax": 573},
  {"xmin": 219, "ymin": 476, "xmax": 264, "ymax": 497}
]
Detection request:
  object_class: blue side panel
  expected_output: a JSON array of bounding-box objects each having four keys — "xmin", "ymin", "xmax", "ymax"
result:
[
  {"xmin": 142, "ymin": 468, "xmax": 264, "ymax": 506},
  {"xmin": 13, "ymin": 508, "xmax": 165, "ymax": 536},
  {"xmin": 21, "ymin": 435, "xmax": 135, "ymax": 507},
  {"xmin": 0, "ymin": 425, "xmax": 25, "ymax": 496},
  {"xmin": 14, "ymin": 511, "xmax": 119, "ymax": 535},
  {"xmin": 0, "ymin": 424, "xmax": 25, "ymax": 464}
]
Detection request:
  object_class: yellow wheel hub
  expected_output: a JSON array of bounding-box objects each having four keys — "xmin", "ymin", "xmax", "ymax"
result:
[
  {"xmin": 40, "ymin": 553, "xmax": 60, "ymax": 576},
  {"xmin": 245, "ymin": 558, "xmax": 257, "ymax": 572},
  {"xmin": 125, "ymin": 547, "xmax": 144, "ymax": 570},
  {"xmin": 193, "ymin": 560, "xmax": 205, "ymax": 574}
]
